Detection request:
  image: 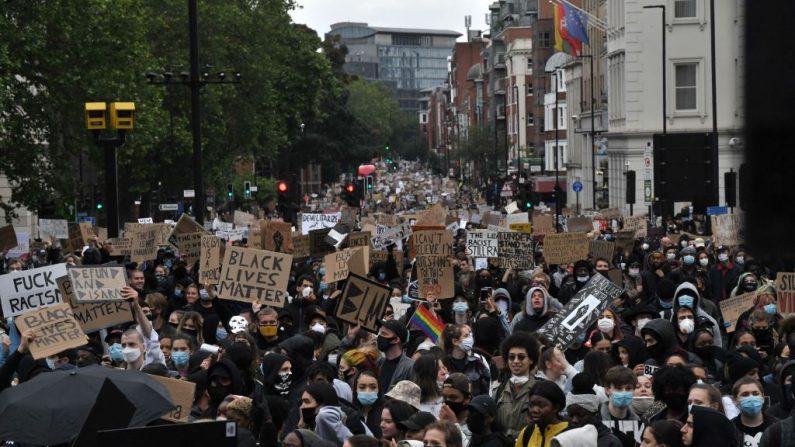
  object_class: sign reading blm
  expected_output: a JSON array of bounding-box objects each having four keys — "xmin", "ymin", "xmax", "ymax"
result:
[
  {"xmin": 68, "ymin": 266, "xmax": 128, "ymax": 303},
  {"xmin": 536, "ymin": 274, "xmax": 623, "ymax": 349},
  {"xmin": 336, "ymin": 273, "xmax": 392, "ymax": 333},
  {"xmin": 0, "ymin": 264, "xmax": 67, "ymax": 317},
  {"xmin": 217, "ymin": 246, "xmax": 292, "ymax": 308}
]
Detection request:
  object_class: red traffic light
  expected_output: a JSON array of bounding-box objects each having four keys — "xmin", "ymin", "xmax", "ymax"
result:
[
  {"xmin": 345, "ymin": 183, "xmax": 355, "ymax": 193},
  {"xmin": 277, "ymin": 181, "xmax": 288, "ymax": 193}
]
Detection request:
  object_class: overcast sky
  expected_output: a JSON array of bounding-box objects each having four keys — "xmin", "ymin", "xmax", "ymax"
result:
[{"xmin": 290, "ymin": 0, "xmax": 494, "ymax": 40}]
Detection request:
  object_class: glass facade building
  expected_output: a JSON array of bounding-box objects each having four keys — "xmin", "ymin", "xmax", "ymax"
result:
[{"xmin": 327, "ymin": 23, "xmax": 461, "ymax": 111}]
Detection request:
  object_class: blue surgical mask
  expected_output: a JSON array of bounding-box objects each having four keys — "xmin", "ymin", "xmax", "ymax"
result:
[
  {"xmin": 611, "ymin": 391, "xmax": 634, "ymax": 409},
  {"xmin": 46, "ymin": 357, "xmax": 56, "ymax": 370},
  {"xmin": 378, "ymin": 272, "xmax": 386, "ymax": 281},
  {"xmin": 174, "ymin": 288, "xmax": 184, "ymax": 298},
  {"xmin": 109, "ymin": 343, "xmax": 124, "ymax": 362},
  {"xmin": 216, "ymin": 328, "xmax": 228, "ymax": 340},
  {"xmin": 358, "ymin": 391, "xmax": 378, "ymax": 406},
  {"xmin": 453, "ymin": 302, "xmax": 468, "ymax": 313},
  {"xmin": 172, "ymin": 350, "xmax": 190, "ymax": 367},
  {"xmin": 683, "ymin": 255, "xmax": 695, "ymax": 265},
  {"xmin": 199, "ymin": 289, "xmax": 211, "ymax": 301},
  {"xmin": 319, "ymin": 282, "xmax": 328, "ymax": 292},
  {"xmin": 765, "ymin": 304, "xmax": 777, "ymax": 315},
  {"xmin": 576, "ymin": 332, "xmax": 587, "ymax": 343},
  {"xmin": 659, "ymin": 299, "xmax": 673, "ymax": 309},
  {"xmin": 319, "ymin": 267, "xmax": 326, "ymax": 276},
  {"xmin": 678, "ymin": 295, "xmax": 695, "ymax": 308},
  {"xmin": 739, "ymin": 396, "xmax": 764, "ymax": 416},
  {"xmin": 402, "ymin": 294, "xmax": 412, "ymax": 304}
]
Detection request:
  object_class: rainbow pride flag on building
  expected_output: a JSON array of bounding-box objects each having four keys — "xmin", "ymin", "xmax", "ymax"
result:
[
  {"xmin": 409, "ymin": 304, "xmax": 445, "ymax": 343},
  {"xmin": 554, "ymin": 2, "xmax": 589, "ymax": 57}
]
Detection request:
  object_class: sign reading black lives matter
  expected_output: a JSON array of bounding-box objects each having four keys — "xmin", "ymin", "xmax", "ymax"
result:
[
  {"xmin": 217, "ymin": 246, "xmax": 292, "ymax": 308},
  {"xmin": 336, "ymin": 273, "xmax": 392, "ymax": 333},
  {"xmin": 15, "ymin": 302, "xmax": 88, "ymax": 360},
  {"xmin": 0, "ymin": 264, "xmax": 67, "ymax": 317},
  {"xmin": 536, "ymin": 274, "xmax": 623, "ymax": 349},
  {"xmin": 67, "ymin": 266, "xmax": 128, "ymax": 303}
]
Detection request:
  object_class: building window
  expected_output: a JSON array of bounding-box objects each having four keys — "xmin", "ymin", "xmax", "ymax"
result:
[
  {"xmin": 674, "ymin": 63, "xmax": 697, "ymax": 111},
  {"xmin": 527, "ymin": 112, "xmax": 534, "ymax": 126},
  {"xmin": 537, "ymin": 32, "xmax": 551, "ymax": 48},
  {"xmin": 420, "ymin": 113, "xmax": 428, "ymax": 124},
  {"xmin": 527, "ymin": 57, "xmax": 533, "ymax": 70},
  {"xmin": 527, "ymin": 84, "xmax": 534, "ymax": 96},
  {"xmin": 674, "ymin": 0, "xmax": 696, "ymax": 18}
]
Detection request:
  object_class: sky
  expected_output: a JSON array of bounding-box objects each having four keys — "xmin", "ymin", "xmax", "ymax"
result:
[{"xmin": 290, "ymin": 0, "xmax": 494, "ymax": 40}]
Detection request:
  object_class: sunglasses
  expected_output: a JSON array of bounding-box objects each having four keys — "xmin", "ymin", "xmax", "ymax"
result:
[{"xmin": 508, "ymin": 353, "xmax": 528, "ymax": 361}]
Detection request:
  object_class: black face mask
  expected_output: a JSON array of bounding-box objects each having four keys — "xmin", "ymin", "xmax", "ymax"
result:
[
  {"xmin": 646, "ymin": 343, "xmax": 664, "ymax": 360},
  {"xmin": 377, "ymin": 335, "xmax": 395, "ymax": 353},
  {"xmin": 466, "ymin": 412, "xmax": 488, "ymax": 434},
  {"xmin": 753, "ymin": 328, "xmax": 772, "ymax": 343},
  {"xmin": 77, "ymin": 357, "xmax": 99, "ymax": 368},
  {"xmin": 664, "ymin": 392, "xmax": 688, "ymax": 412},
  {"xmin": 208, "ymin": 385, "xmax": 230, "ymax": 405},
  {"xmin": 181, "ymin": 328, "xmax": 198, "ymax": 337},
  {"xmin": 694, "ymin": 345, "xmax": 716, "ymax": 361},
  {"xmin": 301, "ymin": 407, "xmax": 317, "ymax": 428},
  {"xmin": 445, "ymin": 400, "xmax": 467, "ymax": 415},
  {"xmin": 744, "ymin": 282, "xmax": 758, "ymax": 292}
]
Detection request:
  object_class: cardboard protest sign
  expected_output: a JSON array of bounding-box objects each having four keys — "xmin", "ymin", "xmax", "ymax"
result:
[
  {"xmin": 15, "ymin": 302, "xmax": 88, "ymax": 359},
  {"xmin": 233, "ymin": 210, "xmax": 256, "ymax": 227},
  {"xmin": 263, "ymin": 221, "xmax": 293, "ymax": 253},
  {"xmin": 710, "ymin": 214, "xmax": 744, "ymax": 247},
  {"xmin": 168, "ymin": 214, "xmax": 207, "ymax": 246},
  {"xmin": 216, "ymin": 222, "xmax": 234, "ymax": 232},
  {"xmin": 719, "ymin": 291, "xmax": 755, "ymax": 332},
  {"xmin": 199, "ymin": 235, "xmax": 222, "ymax": 285},
  {"xmin": 217, "ymin": 246, "xmax": 292, "ymax": 307},
  {"xmin": 149, "ymin": 375, "xmax": 197, "ymax": 423},
  {"xmin": 79, "ymin": 222, "xmax": 94, "ymax": 245},
  {"xmin": 292, "ymin": 234, "xmax": 310, "ymax": 259},
  {"xmin": 532, "ymin": 214, "xmax": 554, "ymax": 236},
  {"xmin": 600, "ymin": 208, "xmax": 622, "ymax": 220},
  {"xmin": 126, "ymin": 223, "xmax": 171, "ymax": 247},
  {"xmin": 607, "ymin": 268, "xmax": 623, "ymax": 287},
  {"xmin": 371, "ymin": 222, "xmax": 412, "ymax": 250},
  {"xmin": 445, "ymin": 221, "xmax": 460, "ymax": 235},
  {"xmin": 370, "ymin": 250, "xmax": 404, "ymax": 275},
  {"xmin": 0, "ymin": 225, "xmax": 17, "ymax": 251},
  {"xmin": 542, "ymin": 232, "xmax": 591, "ymax": 265},
  {"xmin": 589, "ymin": 240, "xmax": 616, "ymax": 262},
  {"xmin": 107, "ymin": 237, "xmax": 132, "ymax": 257},
  {"xmin": 614, "ymin": 231, "xmax": 636, "ymax": 255},
  {"xmin": 466, "ymin": 230, "xmax": 499, "ymax": 258},
  {"xmin": 415, "ymin": 203, "xmax": 447, "ymax": 226},
  {"xmin": 68, "ymin": 266, "xmax": 127, "ymax": 303},
  {"xmin": 335, "ymin": 273, "xmax": 392, "ymax": 332},
  {"xmin": 309, "ymin": 229, "xmax": 334, "ymax": 257},
  {"xmin": 0, "ymin": 263, "xmax": 67, "ymax": 317},
  {"xmin": 346, "ymin": 231, "xmax": 371, "ymax": 249},
  {"xmin": 323, "ymin": 247, "xmax": 369, "ymax": 283},
  {"xmin": 414, "ymin": 230, "xmax": 454, "ymax": 299},
  {"xmin": 497, "ymin": 232, "xmax": 534, "ymax": 270},
  {"xmin": 776, "ymin": 272, "xmax": 795, "ymax": 314},
  {"xmin": 128, "ymin": 226, "xmax": 159, "ymax": 263},
  {"xmin": 38, "ymin": 219, "xmax": 69, "ymax": 240},
  {"xmin": 57, "ymin": 276, "xmax": 133, "ymax": 334},
  {"xmin": 300, "ymin": 213, "xmax": 341, "ymax": 235},
  {"xmin": 65, "ymin": 223, "xmax": 85, "ymax": 252},
  {"xmin": 536, "ymin": 274, "xmax": 623, "ymax": 348},
  {"xmin": 349, "ymin": 246, "xmax": 369, "ymax": 277},
  {"xmin": 504, "ymin": 201, "xmax": 519, "ymax": 215},
  {"xmin": 623, "ymin": 215, "xmax": 648, "ymax": 238},
  {"xmin": 567, "ymin": 217, "xmax": 592, "ymax": 233},
  {"xmin": 173, "ymin": 232, "xmax": 203, "ymax": 266},
  {"xmin": 246, "ymin": 223, "xmax": 261, "ymax": 249}
]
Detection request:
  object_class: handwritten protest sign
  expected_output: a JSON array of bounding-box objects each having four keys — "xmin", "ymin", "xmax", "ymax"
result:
[
  {"xmin": 174, "ymin": 232, "xmax": 203, "ymax": 266},
  {"xmin": 68, "ymin": 266, "xmax": 127, "ymax": 303},
  {"xmin": 107, "ymin": 237, "xmax": 132, "ymax": 257},
  {"xmin": 414, "ymin": 230, "xmax": 454, "ymax": 299},
  {"xmin": 776, "ymin": 272, "xmax": 795, "ymax": 314},
  {"xmin": 125, "ymin": 223, "xmax": 171, "ymax": 247},
  {"xmin": 336, "ymin": 273, "xmax": 392, "ymax": 333},
  {"xmin": 309, "ymin": 229, "xmax": 333, "ymax": 257},
  {"xmin": 217, "ymin": 246, "xmax": 292, "ymax": 307},
  {"xmin": 128, "ymin": 226, "xmax": 159, "ymax": 263},
  {"xmin": 0, "ymin": 263, "xmax": 67, "ymax": 317},
  {"xmin": 349, "ymin": 246, "xmax": 369, "ymax": 277},
  {"xmin": 246, "ymin": 224, "xmax": 261, "ymax": 249},
  {"xmin": 466, "ymin": 230, "xmax": 499, "ymax": 258},
  {"xmin": 15, "ymin": 303, "xmax": 88, "ymax": 359},
  {"xmin": 542, "ymin": 232, "xmax": 590, "ymax": 265},
  {"xmin": 168, "ymin": 214, "xmax": 206, "ymax": 246},
  {"xmin": 39, "ymin": 219, "xmax": 69, "ymax": 240},
  {"xmin": 370, "ymin": 250, "xmax": 404, "ymax": 275},
  {"xmin": 623, "ymin": 215, "xmax": 648, "ymax": 238},
  {"xmin": 233, "ymin": 210, "xmax": 256, "ymax": 227},
  {"xmin": 323, "ymin": 247, "xmax": 369, "ymax": 283},
  {"xmin": 589, "ymin": 240, "xmax": 616, "ymax": 262},
  {"xmin": 371, "ymin": 222, "xmax": 412, "ymax": 250},
  {"xmin": 497, "ymin": 232, "xmax": 534, "ymax": 270},
  {"xmin": 57, "ymin": 276, "xmax": 133, "ymax": 334},
  {"xmin": 567, "ymin": 217, "xmax": 593, "ymax": 233},
  {"xmin": 0, "ymin": 226, "xmax": 17, "ymax": 251},
  {"xmin": 300, "ymin": 213, "xmax": 340, "ymax": 235},
  {"xmin": 65, "ymin": 223, "xmax": 85, "ymax": 252},
  {"xmin": 415, "ymin": 203, "xmax": 447, "ymax": 226},
  {"xmin": 292, "ymin": 235, "xmax": 310, "ymax": 259},
  {"xmin": 536, "ymin": 274, "xmax": 623, "ymax": 349},
  {"xmin": 150, "ymin": 375, "xmax": 196, "ymax": 423},
  {"xmin": 199, "ymin": 235, "xmax": 222, "ymax": 285},
  {"xmin": 346, "ymin": 231, "xmax": 371, "ymax": 249},
  {"xmin": 263, "ymin": 221, "xmax": 293, "ymax": 253},
  {"xmin": 719, "ymin": 291, "xmax": 755, "ymax": 332},
  {"xmin": 532, "ymin": 214, "xmax": 554, "ymax": 236},
  {"xmin": 710, "ymin": 214, "xmax": 744, "ymax": 247},
  {"xmin": 7, "ymin": 232, "xmax": 29, "ymax": 258}
]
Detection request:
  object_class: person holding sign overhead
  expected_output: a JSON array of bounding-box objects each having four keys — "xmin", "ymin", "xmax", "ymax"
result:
[{"xmin": 120, "ymin": 285, "xmax": 166, "ymax": 369}]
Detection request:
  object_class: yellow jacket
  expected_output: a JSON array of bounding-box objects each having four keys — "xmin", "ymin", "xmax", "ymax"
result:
[{"xmin": 514, "ymin": 421, "xmax": 569, "ymax": 447}]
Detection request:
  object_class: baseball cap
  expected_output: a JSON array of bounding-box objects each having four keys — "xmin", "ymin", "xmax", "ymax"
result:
[
  {"xmin": 442, "ymin": 373, "xmax": 472, "ymax": 396},
  {"xmin": 468, "ymin": 395, "xmax": 498, "ymax": 418},
  {"xmin": 397, "ymin": 411, "xmax": 436, "ymax": 431}
]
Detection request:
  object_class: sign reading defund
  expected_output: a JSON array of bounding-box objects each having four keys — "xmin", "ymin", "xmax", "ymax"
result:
[
  {"xmin": 217, "ymin": 246, "xmax": 293, "ymax": 308},
  {"xmin": 0, "ymin": 264, "xmax": 67, "ymax": 317}
]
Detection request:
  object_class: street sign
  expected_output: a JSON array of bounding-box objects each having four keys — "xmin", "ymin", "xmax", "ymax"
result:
[
  {"xmin": 183, "ymin": 189, "xmax": 195, "ymax": 198},
  {"xmin": 249, "ymin": 185, "xmax": 258, "ymax": 192},
  {"xmin": 572, "ymin": 181, "xmax": 583, "ymax": 193},
  {"xmin": 643, "ymin": 142, "xmax": 654, "ymax": 204},
  {"xmin": 500, "ymin": 183, "xmax": 513, "ymax": 198},
  {"xmin": 706, "ymin": 206, "xmax": 729, "ymax": 216},
  {"xmin": 78, "ymin": 216, "xmax": 96, "ymax": 226},
  {"xmin": 159, "ymin": 204, "xmax": 179, "ymax": 211},
  {"xmin": 644, "ymin": 180, "xmax": 652, "ymax": 203}
]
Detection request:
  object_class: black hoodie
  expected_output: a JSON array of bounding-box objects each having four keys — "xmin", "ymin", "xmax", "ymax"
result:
[
  {"xmin": 691, "ymin": 406, "xmax": 742, "ymax": 447},
  {"xmin": 206, "ymin": 358, "xmax": 244, "ymax": 417},
  {"xmin": 640, "ymin": 319, "xmax": 679, "ymax": 365}
]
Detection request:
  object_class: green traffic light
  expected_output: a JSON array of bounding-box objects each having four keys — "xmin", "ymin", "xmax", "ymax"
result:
[{"xmin": 96, "ymin": 203, "xmax": 104, "ymax": 210}]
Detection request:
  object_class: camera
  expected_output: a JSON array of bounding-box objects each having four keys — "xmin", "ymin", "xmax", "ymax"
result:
[{"xmin": 480, "ymin": 287, "xmax": 493, "ymax": 302}]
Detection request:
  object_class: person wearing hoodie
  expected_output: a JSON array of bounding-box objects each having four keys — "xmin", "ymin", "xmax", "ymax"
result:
[
  {"xmin": 669, "ymin": 282, "xmax": 723, "ymax": 348},
  {"xmin": 558, "ymin": 260, "xmax": 593, "ymax": 305},
  {"xmin": 640, "ymin": 319, "xmax": 685, "ymax": 367},
  {"xmin": 206, "ymin": 357, "xmax": 245, "ymax": 418},
  {"xmin": 565, "ymin": 373, "xmax": 623, "ymax": 447},
  {"xmin": 300, "ymin": 381, "xmax": 354, "ymax": 447},
  {"xmin": 730, "ymin": 271, "xmax": 761, "ymax": 298},
  {"xmin": 641, "ymin": 251, "xmax": 670, "ymax": 301},
  {"xmin": 760, "ymin": 362, "xmax": 795, "ymax": 447},
  {"xmin": 681, "ymin": 405, "xmax": 741, "ymax": 447},
  {"xmin": 282, "ymin": 428, "xmax": 339, "ymax": 447},
  {"xmin": 512, "ymin": 287, "xmax": 556, "ymax": 333},
  {"xmin": 465, "ymin": 395, "xmax": 512, "ymax": 447},
  {"xmin": 281, "ymin": 334, "xmax": 319, "ymax": 433},
  {"xmin": 647, "ymin": 365, "xmax": 696, "ymax": 425},
  {"xmin": 669, "ymin": 246, "xmax": 700, "ymax": 286},
  {"xmin": 612, "ymin": 336, "xmax": 648, "ymax": 371}
]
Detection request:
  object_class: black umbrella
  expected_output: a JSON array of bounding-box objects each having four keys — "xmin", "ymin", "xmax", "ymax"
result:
[{"xmin": 0, "ymin": 364, "xmax": 174, "ymax": 446}]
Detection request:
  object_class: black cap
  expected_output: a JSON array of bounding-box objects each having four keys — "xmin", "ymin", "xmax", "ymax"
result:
[
  {"xmin": 397, "ymin": 411, "xmax": 436, "ymax": 431},
  {"xmin": 382, "ymin": 320, "xmax": 408, "ymax": 344},
  {"xmin": 468, "ymin": 395, "xmax": 498, "ymax": 418}
]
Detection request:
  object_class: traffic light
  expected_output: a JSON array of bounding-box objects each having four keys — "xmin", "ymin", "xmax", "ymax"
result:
[
  {"xmin": 96, "ymin": 201, "xmax": 104, "ymax": 210},
  {"xmin": 625, "ymin": 170, "xmax": 636, "ymax": 204},
  {"xmin": 277, "ymin": 181, "xmax": 288, "ymax": 194},
  {"xmin": 385, "ymin": 142, "xmax": 390, "ymax": 152},
  {"xmin": 244, "ymin": 181, "xmax": 251, "ymax": 199},
  {"xmin": 341, "ymin": 182, "xmax": 360, "ymax": 207},
  {"xmin": 276, "ymin": 180, "xmax": 290, "ymax": 218},
  {"xmin": 366, "ymin": 175, "xmax": 373, "ymax": 192},
  {"xmin": 226, "ymin": 183, "xmax": 233, "ymax": 201}
]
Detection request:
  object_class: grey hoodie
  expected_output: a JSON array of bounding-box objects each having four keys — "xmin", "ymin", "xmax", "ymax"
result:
[
  {"xmin": 510, "ymin": 286, "xmax": 564, "ymax": 333},
  {"xmin": 671, "ymin": 282, "xmax": 722, "ymax": 347},
  {"xmin": 314, "ymin": 405, "xmax": 353, "ymax": 447}
]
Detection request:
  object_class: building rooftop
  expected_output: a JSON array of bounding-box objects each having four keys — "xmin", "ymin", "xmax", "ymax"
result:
[{"xmin": 329, "ymin": 22, "xmax": 461, "ymax": 38}]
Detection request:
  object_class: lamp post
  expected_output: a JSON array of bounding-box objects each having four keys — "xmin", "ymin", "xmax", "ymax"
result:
[
  {"xmin": 146, "ymin": 0, "xmax": 241, "ymax": 224},
  {"xmin": 552, "ymin": 70, "xmax": 562, "ymax": 233}
]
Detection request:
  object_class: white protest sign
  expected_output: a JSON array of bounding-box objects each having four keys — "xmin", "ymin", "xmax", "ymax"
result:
[
  {"xmin": 137, "ymin": 218, "xmax": 153, "ymax": 224},
  {"xmin": 0, "ymin": 264, "xmax": 67, "ymax": 317},
  {"xmin": 300, "ymin": 213, "xmax": 341, "ymax": 235},
  {"xmin": 7, "ymin": 232, "xmax": 30, "ymax": 258},
  {"xmin": 466, "ymin": 230, "xmax": 499, "ymax": 258},
  {"xmin": 38, "ymin": 219, "xmax": 69, "ymax": 240},
  {"xmin": 371, "ymin": 222, "xmax": 412, "ymax": 250},
  {"xmin": 505, "ymin": 201, "xmax": 519, "ymax": 215}
]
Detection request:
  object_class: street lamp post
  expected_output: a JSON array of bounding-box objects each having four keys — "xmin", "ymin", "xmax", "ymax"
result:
[
  {"xmin": 147, "ymin": 0, "xmax": 241, "ymax": 225},
  {"xmin": 553, "ymin": 70, "xmax": 562, "ymax": 233}
]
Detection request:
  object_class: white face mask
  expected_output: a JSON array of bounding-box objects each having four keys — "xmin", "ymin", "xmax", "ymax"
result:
[
  {"xmin": 310, "ymin": 322, "xmax": 326, "ymax": 334},
  {"xmin": 302, "ymin": 287, "xmax": 313, "ymax": 298},
  {"xmin": 699, "ymin": 258, "xmax": 709, "ymax": 267},
  {"xmin": 122, "ymin": 347, "xmax": 142, "ymax": 363},
  {"xmin": 641, "ymin": 243, "xmax": 650, "ymax": 251},
  {"xmin": 628, "ymin": 268, "xmax": 640, "ymax": 277},
  {"xmin": 718, "ymin": 253, "xmax": 729, "ymax": 263},
  {"xmin": 460, "ymin": 335, "xmax": 475, "ymax": 352},
  {"xmin": 327, "ymin": 354, "xmax": 338, "ymax": 365},
  {"xmin": 679, "ymin": 318, "xmax": 695, "ymax": 334},
  {"xmin": 597, "ymin": 318, "xmax": 615, "ymax": 333},
  {"xmin": 619, "ymin": 262, "xmax": 626, "ymax": 271},
  {"xmin": 666, "ymin": 253, "xmax": 676, "ymax": 261},
  {"xmin": 496, "ymin": 300, "xmax": 509, "ymax": 315},
  {"xmin": 636, "ymin": 318, "xmax": 651, "ymax": 332},
  {"xmin": 509, "ymin": 375, "xmax": 530, "ymax": 385}
]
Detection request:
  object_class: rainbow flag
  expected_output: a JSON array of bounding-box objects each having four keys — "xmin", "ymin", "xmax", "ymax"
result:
[
  {"xmin": 409, "ymin": 304, "xmax": 445, "ymax": 343},
  {"xmin": 554, "ymin": 2, "xmax": 589, "ymax": 56}
]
